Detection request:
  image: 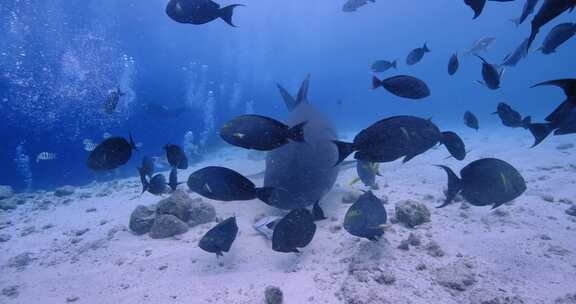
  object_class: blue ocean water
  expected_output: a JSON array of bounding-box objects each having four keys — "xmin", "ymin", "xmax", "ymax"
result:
[{"xmin": 0, "ymin": 0, "xmax": 574, "ymax": 191}]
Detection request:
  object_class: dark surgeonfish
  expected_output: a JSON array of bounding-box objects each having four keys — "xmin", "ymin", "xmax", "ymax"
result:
[
  {"xmin": 528, "ymin": 79, "xmax": 576, "ymax": 146},
  {"xmin": 165, "ymin": 0, "xmax": 243, "ymax": 27},
  {"xmin": 165, "ymin": 144, "xmax": 188, "ymax": 170},
  {"xmin": 406, "ymin": 43, "xmax": 430, "ymax": 66},
  {"xmin": 538, "ymin": 23, "xmax": 576, "ymax": 54},
  {"xmin": 436, "ymin": 158, "xmax": 526, "ymax": 209},
  {"xmin": 143, "ymin": 104, "xmax": 189, "ymax": 119},
  {"xmin": 104, "ymin": 87, "xmax": 124, "ymax": 115},
  {"xmin": 220, "ymin": 114, "xmax": 307, "ymax": 151},
  {"xmin": 372, "ymin": 75, "xmax": 431, "ymax": 100},
  {"xmin": 464, "ymin": 0, "xmax": 515, "ymax": 19},
  {"xmin": 188, "ymin": 166, "xmax": 275, "ymax": 203},
  {"xmin": 264, "ymin": 75, "xmax": 339, "ymax": 210},
  {"xmin": 526, "ymin": 0, "xmax": 576, "ymax": 51},
  {"xmin": 147, "ymin": 174, "xmax": 169, "ymax": 195},
  {"xmin": 272, "ymin": 209, "xmax": 316, "ymax": 253},
  {"xmin": 511, "ymin": 0, "xmax": 540, "ymax": 26},
  {"xmin": 168, "ymin": 168, "xmax": 184, "ymax": 191},
  {"xmin": 354, "ymin": 161, "xmax": 380, "ymax": 190},
  {"xmin": 501, "ymin": 38, "xmax": 529, "ymax": 67},
  {"xmin": 87, "ymin": 134, "xmax": 136, "ymax": 171},
  {"xmin": 333, "ymin": 116, "xmax": 466, "ymax": 166},
  {"xmin": 371, "ymin": 59, "xmax": 397, "ymax": 73},
  {"xmin": 476, "ymin": 55, "xmax": 504, "ymax": 90},
  {"xmin": 312, "ymin": 201, "xmax": 327, "ymax": 221},
  {"xmin": 464, "ymin": 111, "xmax": 480, "ymax": 130},
  {"xmin": 493, "ymin": 102, "xmax": 532, "ymax": 129},
  {"xmin": 139, "ymin": 156, "xmax": 155, "ymax": 178},
  {"xmin": 448, "ymin": 53, "xmax": 459, "ymax": 76},
  {"xmin": 199, "ymin": 217, "xmax": 238, "ymax": 257},
  {"xmin": 343, "ymin": 191, "xmax": 387, "ymax": 241}
]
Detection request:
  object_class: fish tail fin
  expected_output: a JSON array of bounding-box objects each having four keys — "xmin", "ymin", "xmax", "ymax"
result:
[
  {"xmin": 372, "ymin": 76, "xmax": 383, "ymax": 89},
  {"xmin": 392, "ymin": 59, "xmax": 398, "ymax": 69},
  {"xmin": 312, "ymin": 201, "xmax": 327, "ymax": 221},
  {"xmin": 276, "ymin": 83, "xmax": 298, "ymax": 111},
  {"xmin": 255, "ymin": 187, "xmax": 276, "ymax": 205},
  {"xmin": 332, "ymin": 140, "xmax": 356, "ymax": 166},
  {"xmin": 129, "ymin": 133, "xmax": 137, "ymax": 150},
  {"xmin": 423, "ymin": 42, "xmax": 430, "ymax": 52},
  {"xmin": 287, "ymin": 121, "xmax": 307, "ymax": 143},
  {"xmin": 435, "ymin": 165, "xmax": 462, "ymax": 208},
  {"xmin": 296, "ymin": 74, "xmax": 311, "ymax": 104},
  {"xmin": 440, "ymin": 131, "xmax": 466, "ymax": 160},
  {"xmin": 522, "ymin": 116, "xmax": 532, "ymax": 129},
  {"xmin": 219, "ymin": 4, "xmax": 243, "ymax": 27},
  {"xmin": 528, "ymin": 123, "xmax": 554, "ymax": 147}
]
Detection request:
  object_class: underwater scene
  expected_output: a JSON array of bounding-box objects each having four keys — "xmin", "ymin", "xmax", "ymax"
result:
[{"xmin": 1, "ymin": 0, "xmax": 576, "ymax": 303}]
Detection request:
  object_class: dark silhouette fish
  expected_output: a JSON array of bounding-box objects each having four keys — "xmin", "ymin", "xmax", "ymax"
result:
[
  {"xmin": 448, "ymin": 53, "xmax": 459, "ymax": 76},
  {"xmin": 476, "ymin": 55, "xmax": 503, "ymax": 90},
  {"xmin": 312, "ymin": 201, "xmax": 327, "ymax": 221},
  {"xmin": 333, "ymin": 116, "xmax": 466, "ymax": 165},
  {"xmin": 87, "ymin": 135, "xmax": 136, "ymax": 171},
  {"xmin": 528, "ymin": 79, "xmax": 576, "ymax": 146},
  {"xmin": 511, "ymin": 0, "xmax": 540, "ymax": 25},
  {"xmin": 199, "ymin": 217, "xmax": 238, "ymax": 257},
  {"xmin": 139, "ymin": 156, "xmax": 155, "ymax": 178},
  {"xmin": 168, "ymin": 168, "xmax": 183, "ymax": 191},
  {"xmin": 538, "ymin": 23, "xmax": 576, "ymax": 54},
  {"xmin": 165, "ymin": 0, "xmax": 243, "ymax": 27},
  {"xmin": 493, "ymin": 102, "xmax": 532, "ymax": 129},
  {"xmin": 343, "ymin": 191, "xmax": 387, "ymax": 241},
  {"xmin": 272, "ymin": 209, "xmax": 316, "ymax": 253},
  {"xmin": 104, "ymin": 88, "xmax": 124, "ymax": 115},
  {"xmin": 147, "ymin": 174, "xmax": 169, "ymax": 195},
  {"xmin": 437, "ymin": 158, "xmax": 526, "ymax": 209},
  {"xmin": 264, "ymin": 75, "xmax": 339, "ymax": 210},
  {"xmin": 406, "ymin": 43, "xmax": 430, "ymax": 66},
  {"xmin": 165, "ymin": 144, "xmax": 188, "ymax": 170},
  {"xmin": 372, "ymin": 75, "xmax": 431, "ymax": 100},
  {"xmin": 501, "ymin": 38, "xmax": 529, "ymax": 67},
  {"xmin": 220, "ymin": 114, "xmax": 307, "ymax": 151},
  {"xmin": 464, "ymin": 0, "xmax": 515, "ymax": 19},
  {"xmin": 188, "ymin": 166, "xmax": 275, "ymax": 203},
  {"xmin": 464, "ymin": 111, "xmax": 480, "ymax": 130},
  {"xmin": 371, "ymin": 59, "xmax": 397, "ymax": 73},
  {"xmin": 526, "ymin": 0, "xmax": 576, "ymax": 51}
]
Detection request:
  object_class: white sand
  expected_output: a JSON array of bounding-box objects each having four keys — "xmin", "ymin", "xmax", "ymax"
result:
[{"xmin": 1, "ymin": 127, "xmax": 575, "ymax": 304}]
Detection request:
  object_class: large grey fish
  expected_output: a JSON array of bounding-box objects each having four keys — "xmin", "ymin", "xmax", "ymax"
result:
[
  {"xmin": 264, "ymin": 75, "xmax": 339, "ymax": 210},
  {"xmin": 165, "ymin": 0, "xmax": 243, "ymax": 27},
  {"xmin": 526, "ymin": 0, "xmax": 576, "ymax": 51},
  {"xmin": 538, "ymin": 23, "xmax": 576, "ymax": 54},
  {"xmin": 501, "ymin": 38, "xmax": 529, "ymax": 67},
  {"xmin": 511, "ymin": 0, "xmax": 540, "ymax": 26}
]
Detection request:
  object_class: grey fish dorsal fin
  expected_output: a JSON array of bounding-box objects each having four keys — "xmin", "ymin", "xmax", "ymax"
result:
[
  {"xmin": 276, "ymin": 83, "xmax": 298, "ymax": 111},
  {"xmin": 296, "ymin": 74, "xmax": 311, "ymax": 104}
]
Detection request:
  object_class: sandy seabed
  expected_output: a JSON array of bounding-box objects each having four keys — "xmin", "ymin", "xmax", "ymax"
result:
[{"xmin": 1, "ymin": 127, "xmax": 576, "ymax": 304}]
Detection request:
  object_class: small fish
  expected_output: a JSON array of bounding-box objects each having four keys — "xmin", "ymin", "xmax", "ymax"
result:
[
  {"xmin": 464, "ymin": 111, "xmax": 480, "ymax": 130},
  {"xmin": 406, "ymin": 42, "xmax": 430, "ymax": 66},
  {"xmin": 147, "ymin": 174, "xmax": 168, "ymax": 195},
  {"xmin": 493, "ymin": 102, "xmax": 532, "ymax": 129},
  {"xmin": 165, "ymin": 144, "xmax": 188, "ymax": 170},
  {"xmin": 36, "ymin": 152, "xmax": 57, "ymax": 163},
  {"xmin": 165, "ymin": 0, "xmax": 243, "ymax": 27},
  {"xmin": 475, "ymin": 55, "xmax": 504, "ymax": 90},
  {"xmin": 103, "ymin": 87, "xmax": 124, "ymax": 115},
  {"xmin": 343, "ymin": 191, "xmax": 387, "ymax": 241},
  {"xmin": 510, "ymin": 0, "xmax": 540, "ymax": 26},
  {"xmin": 436, "ymin": 158, "xmax": 526, "ymax": 209},
  {"xmin": 501, "ymin": 38, "xmax": 529, "ymax": 67},
  {"xmin": 272, "ymin": 209, "xmax": 317, "ymax": 253},
  {"xmin": 199, "ymin": 217, "xmax": 239, "ymax": 257},
  {"xmin": 371, "ymin": 59, "xmax": 397, "ymax": 73},
  {"xmin": 537, "ymin": 23, "xmax": 576, "ymax": 54},
  {"xmin": 220, "ymin": 114, "xmax": 307, "ymax": 151},
  {"xmin": 465, "ymin": 36, "xmax": 496, "ymax": 55},
  {"xmin": 372, "ymin": 75, "xmax": 431, "ymax": 100},
  {"xmin": 342, "ymin": 0, "xmax": 376, "ymax": 12},
  {"xmin": 448, "ymin": 53, "xmax": 459, "ymax": 76}
]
